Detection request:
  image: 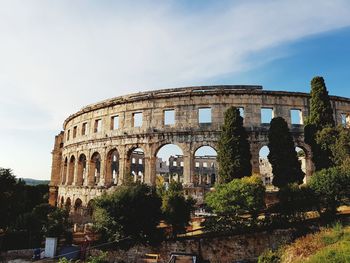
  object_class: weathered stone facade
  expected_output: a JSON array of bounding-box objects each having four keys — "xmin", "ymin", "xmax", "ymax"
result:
[{"xmin": 49, "ymin": 85, "xmax": 350, "ymax": 210}]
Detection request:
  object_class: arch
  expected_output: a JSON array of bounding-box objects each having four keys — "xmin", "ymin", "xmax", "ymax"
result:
[
  {"xmin": 60, "ymin": 196, "xmax": 64, "ymax": 208},
  {"xmin": 128, "ymin": 147, "xmax": 145, "ymax": 183},
  {"xmin": 106, "ymin": 148, "xmax": 120, "ymax": 186},
  {"xmin": 259, "ymin": 145, "xmax": 272, "ymax": 185},
  {"xmin": 77, "ymin": 153, "xmax": 87, "ymax": 186},
  {"xmin": 295, "ymin": 144, "xmax": 313, "ymax": 183},
  {"xmin": 61, "ymin": 157, "xmax": 68, "ymax": 184},
  {"xmin": 194, "ymin": 145, "xmax": 218, "ymax": 186},
  {"xmin": 156, "ymin": 143, "xmax": 184, "ymax": 184},
  {"xmin": 86, "ymin": 199, "xmax": 95, "ymax": 217},
  {"xmin": 65, "ymin": 197, "xmax": 72, "ymax": 212},
  {"xmin": 74, "ymin": 198, "xmax": 83, "ymax": 213},
  {"xmin": 89, "ymin": 152, "xmax": 101, "ymax": 186},
  {"xmin": 68, "ymin": 155, "xmax": 76, "ymax": 185}
]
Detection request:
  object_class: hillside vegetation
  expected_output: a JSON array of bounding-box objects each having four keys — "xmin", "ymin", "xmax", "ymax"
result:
[{"xmin": 259, "ymin": 222, "xmax": 350, "ymax": 263}]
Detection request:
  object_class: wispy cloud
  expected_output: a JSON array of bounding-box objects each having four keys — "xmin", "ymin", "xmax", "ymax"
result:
[{"xmin": 1, "ymin": 0, "xmax": 350, "ymax": 178}]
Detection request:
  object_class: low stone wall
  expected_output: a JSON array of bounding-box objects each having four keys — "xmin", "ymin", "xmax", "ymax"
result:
[
  {"xmin": 1, "ymin": 249, "xmax": 34, "ymax": 261},
  {"xmin": 91, "ymin": 229, "xmax": 294, "ymax": 263}
]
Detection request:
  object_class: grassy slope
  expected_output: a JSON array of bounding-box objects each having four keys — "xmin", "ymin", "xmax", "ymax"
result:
[{"xmin": 281, "ymin": 223, "xmax": 350, "ymax": 263}]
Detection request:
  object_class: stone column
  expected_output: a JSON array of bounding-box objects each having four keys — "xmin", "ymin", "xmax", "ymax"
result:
[
  {"xmin": 250, "ymin": 142, "xmax": 261, "ymax": 175},
  {"xmin": 118, "ymin": 147, "xmax": 128, "ymax": 185},
  {"xmin": 98, "ymin": 156, "xmax": 106, "ymax": 187},
  {"xmin": 73, "ymin": 157, "xmax": 79, "ymax": 186},
  {"xmin": 144, "ymin": 150, "xmax": 157, "ymax": 186},
  {"xmin": 183, "ymin": 149, "xmax": 194, "ymax": 186}
]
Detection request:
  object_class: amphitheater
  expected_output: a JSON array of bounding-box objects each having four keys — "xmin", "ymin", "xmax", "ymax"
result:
[{"xmin": 49, "ymin": 85, "xmax": 350, "ymax": 216}]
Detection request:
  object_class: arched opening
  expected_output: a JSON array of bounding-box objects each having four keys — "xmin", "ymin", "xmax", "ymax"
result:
[
  {"xmin": 77, "ymin": 154, "xmax": 87, "ymax": 186},
  {"xmin": 156, "ymin": 144, "xmax": 184, "ymax": 185},
  {"xmin": 106, "ymin": 149, "xmax": 119, "ymax": 186},
  {"xmin": 86, "ymin": 199, "xmax": 95, "ymax": 217},
  {"xmin": 60, "ymin": 196, "xmax": 64, "ymax": 208},
  {"xmin": 194, "ymin": 146, "xmax": 218, "ymax": 187},
  {"xmin": 62, "ymin": 157, "xmax": 68, "ymax": 184},
  {"xmin": 68, "ymin": 155, "xmax": 75, "ymax": 185},
  {"xmin": 74, "ymin": 198, "xmax": 83, "ymax": 213},
  {"xmin": 129, "ymin": 148, "xmax": 145, "ymax": 183},
  {"xmin": 89, "ymin": 152, "xmax": 101, "ymax": 185},
  {"xmin": 65, "ymin": 197, "xmax": 71, "ymax": 212},
  {"xmin": 295, "ymin": 146, "xmax": 307, "ymax": 183},
  {"xmin": 259, "ymin": 146, "xmax": 272, "ymax": 186}
]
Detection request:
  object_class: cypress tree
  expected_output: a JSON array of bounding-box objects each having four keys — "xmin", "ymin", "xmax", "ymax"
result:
[
  {"xmin": 307, "ymin": 76, "xmax": 335, "ymax": 129},
  {"xmin": 305, "ymin": 76, "xmax": 335, "ymax": 170},
  {"xmin": 268, "ymin": 117, "xmax": 304, "ymax": 188},
  {"xmin": 217, "ymin": 106, "xmax": 252, "ymax": 183}
]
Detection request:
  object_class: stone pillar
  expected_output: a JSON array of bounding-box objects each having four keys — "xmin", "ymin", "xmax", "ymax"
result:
[
  {"xmin": 73, "ymin": 157, "xmax": 79, "ymax": 186},
  {"xmin": 250, "ymin": 142, "xmax": 261, "ymax": 175},
  {"xmin": 98, "ymin": 157, "xmax": 106, "ymax": 187},
  {"xmin": 183, "ymin": 150, "xmax": 194, "ymax": 186},
  {"xmin": 144, "ymin": 152, "xmax": 157, "ymax": 186},
  {"xmin": 88, "ymin": 160, "xmax": 95, "ymax": 186}
]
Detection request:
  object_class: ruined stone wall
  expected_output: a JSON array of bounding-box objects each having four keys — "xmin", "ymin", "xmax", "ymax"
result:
[
  {"xmin": 50, "ymin": 85, "xmax": 350, "ymax": 208},
  {"xmin": 90, "ymin": 229, "xmax": 294, "ymax": 263}
]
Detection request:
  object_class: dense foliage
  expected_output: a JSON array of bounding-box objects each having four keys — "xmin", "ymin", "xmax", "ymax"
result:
[
  {"xmin": 93, "ymin": 183, "xmax": 162, "ymax": 246},
  {"xmin": 268, "ymin": 117, "xmax": 304, "ymax": 188},
  {"xmin": 309, "ymin": 167, "xmax": 350, "ymax": 217},
  {"xmin": 305, "ymin": 76, "xmax": 335, "ymax": 171},
  {"xmin": 217, "ymin": 106, "xmax": 252, "ymax": 183},
  {"xmin": 159, "ymin": 181, "xmax": 195, "ymax": 237},
  {"xmin": 205, "ymin": 176, "xmax": 265, "ymax": 231}
]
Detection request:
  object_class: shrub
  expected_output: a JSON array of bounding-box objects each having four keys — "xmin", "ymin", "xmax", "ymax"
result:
[
  {"xmin": 258, "ymin": 249, "xmax": 280, "ymax": 263},
  {"xmin": 309, "ymin": 167, "xmax": 350, "ymax": 218}
]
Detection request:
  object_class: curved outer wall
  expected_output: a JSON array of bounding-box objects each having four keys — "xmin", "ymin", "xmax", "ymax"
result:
[{"xmin": 49, "ymin": 85, "xmax": 350, "ymax": 209}]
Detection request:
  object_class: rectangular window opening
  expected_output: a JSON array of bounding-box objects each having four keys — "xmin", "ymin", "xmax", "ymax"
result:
[
  {"xmin": 133, "ymin": 112, "xmax": 143, "ymax": 127},
  {"xmin": 82, "ymin": 122, "xmax": 87, "ymax": 135},
  {"xmin": 195, "ymin": 162, "xmax": 200, "ymax": 168},
  {"xmin": 261, "ymin": 108, "xmax": 273, "ymax": 124},
  {"xmin": 111, "ymin": 115, "xmax": 119, "ymax": 130},
  {"xmin": 164, "ymin": 109, "xmax": 175, "ymax": 125},
  {"xmin": 341, "ymin": 113, "xmax": 349, "ymax": 127},
  {"xmin": 66, "ymin": 130, "xmax": 70, "ymax": 141},
  {"xmin": 199, "ymin": 108, "xmax": 212, "ymax": 124},
  {"xmin": 73, "ymin": 126, "xmax": 77, "ymax": 138},
  {"xmin": 291, "ymin": 109, "xmax": 303, "ymax": 125},
  {"xmin": 94, "ymin": 119, "xmax": 102, "ymax": 133}
]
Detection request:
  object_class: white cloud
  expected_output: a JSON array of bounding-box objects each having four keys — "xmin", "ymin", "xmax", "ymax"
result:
[{"xmin": 0, "ymin": 0, "xmax": 350, "ymax": 179}]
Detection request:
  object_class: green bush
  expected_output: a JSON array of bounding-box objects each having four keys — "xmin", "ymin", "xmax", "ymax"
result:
[
  {"xmin": 258, "ymin": 249, "xmax": 280, "ymax": 263},
  {"xmin": 309, "ymin": 167, "xmax": 350, "ymax": 217},
  {"xmin": 205, "ymin": 176, "xmax": 265, "ymax": 231}
]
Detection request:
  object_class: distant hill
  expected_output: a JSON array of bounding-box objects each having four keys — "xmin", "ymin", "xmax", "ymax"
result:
[{"xmin": 21, "ymin": 178, "xmax": 50, "ymax": 186}]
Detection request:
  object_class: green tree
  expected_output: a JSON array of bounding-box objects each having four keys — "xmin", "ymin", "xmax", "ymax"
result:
[
  {"xmin": 161, "ymin": 181, "xmax": 195, "ymax": 237},
  {"xmin": 316, "ymin": 126, "xmax": 350, "ymax": 168},
  {"xmin": 309, "ymin": 167, "xmax": 350, "ymax": 217},
  {"xmin": 93, "ymin": 183, "xmax": 162, "ymax": 245},
  {"xmin": 305, "ymin": 76, "xmax": 335, "ymax": 171},
  {"xmin": 268, "ymin": 117, "xmax": 304, "ymax": 188},
  {"xmin": 217, "ymin": 106, "xmax": 252, "ymax": 183},
  {"xmin": 205, "ymin": 176, "xmax": 265, "ymax": 230}
]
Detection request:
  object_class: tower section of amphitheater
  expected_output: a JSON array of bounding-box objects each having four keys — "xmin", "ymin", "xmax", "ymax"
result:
[{"xmin": 49, "ymin": 85, "xmax": 350, "ymax": 209}]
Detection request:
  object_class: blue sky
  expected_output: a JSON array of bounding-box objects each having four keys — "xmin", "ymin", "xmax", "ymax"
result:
[{"xmin": 0, "ymin": 0, "xmax": 350, "ymax": 180}]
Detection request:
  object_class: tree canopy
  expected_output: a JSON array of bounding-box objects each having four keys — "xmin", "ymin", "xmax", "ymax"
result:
[
  {"xmin": 305, "ymin": 76, "xmax": 335, "ymax": 171},
  {"xmin": 268, "ymin": 117, "xmax": 304, "ymax": 188},
  {"xmin": 93, "ymin": 183, "xmax": 162, "ymax": 245},
  {"xmin": 217, "ymin": 106, "xmax": 252, "ymax": 183}
]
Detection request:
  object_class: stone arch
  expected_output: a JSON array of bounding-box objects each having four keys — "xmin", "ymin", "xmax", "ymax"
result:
[
  {"xmin": 127, "ymin": 146, "xmax": 145, "ymax": 183},
  {"xmin": 60, "ymin": 196, "xmax": 64, "ymax": 208},
  {"xmin": 155, "ymin": 143, "xmax": 184, "ymax": 184},
  {"xmin": 106, "ymin": 148, "xmax": 120, "ymax": 186},
  {"xmin": 62, "ymin": 157, "xmax": 68, "ymax": 184},
  {"xmin": 89, "ymin": 152, "xmax": 101, "ymax": 186},
  {"xmin": 294, "ymin": 143, "xmax": 313, "ymax": 183},
  {"xmin": 74, "ymin": 198, "xmax": 83, "ymax": 213},
  {"xmin": 86, "ymin": 199, "xmax": 95, "ymax": 217},
  {"xmin": 67, "ymin": 155, "xmax": 76, "ymax": 185},
  {"xmin": 258, "ymin": 145, "xmax": 272, "ymax": 185},
  {"xmin": 77, "ymin": 153, "xmax": 87, "ymax": 186},
  {"xmin": 65, "ymin": 197, "xmax": 72, "ymax": 212},
  {"xmin": 194, "ymin": 145, "xmax": 218, "ymax": 186}
]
